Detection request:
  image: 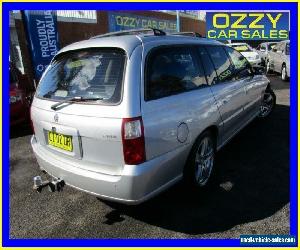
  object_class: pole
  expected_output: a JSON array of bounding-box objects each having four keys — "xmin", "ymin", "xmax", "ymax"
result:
[{"xmin": 176, "ymin": 10, "xmax": 180, "ymax": 32}]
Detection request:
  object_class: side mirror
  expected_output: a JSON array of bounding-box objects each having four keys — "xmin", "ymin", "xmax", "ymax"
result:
[
  {"xmin": 252, "ymin": 66, "xmax": 265, "ymax": 75},
  {"xmin": 272, "ymin": 48, "xmax": 277, "ymax": 52}
]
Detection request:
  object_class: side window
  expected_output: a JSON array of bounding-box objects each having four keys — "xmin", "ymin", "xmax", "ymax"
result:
[
  {"xmin": 286, "ymin": 43, "xmax": 290, "ymax": 55},
  {"xmin": 224, "ymin": 46, "xmax": 252, "ymax": 79},
  {"xmin": 198, "ymin": 46, "xmax": 218, "ymax": 85},
  {"xmin": 145, "ymin": 47, "xmax": 207, "ymax": 101},
  {"xmin": 205, "ymin": 46, "xmax": 234, "ymax": 83}
]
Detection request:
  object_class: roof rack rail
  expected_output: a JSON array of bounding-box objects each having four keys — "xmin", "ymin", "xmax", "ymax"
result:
[
  {"xmin": 90, "ymin": 28, "xmax": 166, "ymax": 39},
  {"xmin": 171, "ymin": 32, "xmax": 204, "ymax": 38}
]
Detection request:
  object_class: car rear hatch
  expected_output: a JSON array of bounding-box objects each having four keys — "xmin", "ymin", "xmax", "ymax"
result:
[{"xmin": 31, "ymin": 48, "xmax": 129, "ymax": 175}]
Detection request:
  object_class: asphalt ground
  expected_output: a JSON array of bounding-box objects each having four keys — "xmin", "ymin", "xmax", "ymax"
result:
[{"xmin": 9, "ymin": 75, "xmax": 290, "ymax": 239}]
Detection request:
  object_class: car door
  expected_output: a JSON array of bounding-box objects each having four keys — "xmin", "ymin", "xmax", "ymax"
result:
[
  {"xmin": 270, "ymin": 42, "xmax": 283, "ymax": 73},
  {"xmin": 283, "ymin": 42, "xmax": 290, "ymax": 76},
  {"xmin": 260, "ymin": 44, "xmax": 267, "ymax": 61},
  {"xmin": 199, "ymin": 45, "xmax": 249, "ymax": 144},
  {"xmin": 224, "ymin": 46, "xmax": 262, "ymax": 119},
  {"xmin": 275, "ymin": 42, "xmax": 285, "ymax": 72}
]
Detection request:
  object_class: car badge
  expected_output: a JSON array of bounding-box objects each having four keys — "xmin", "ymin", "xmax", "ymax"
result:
[{"xmin": 54, "ymin": 114, "xmax": 59, "ymax": 123}]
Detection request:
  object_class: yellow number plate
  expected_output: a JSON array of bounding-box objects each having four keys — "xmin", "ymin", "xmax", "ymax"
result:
[{"xmin": 48, "ymin": 131, "xmax": 73, "ymax": 152}]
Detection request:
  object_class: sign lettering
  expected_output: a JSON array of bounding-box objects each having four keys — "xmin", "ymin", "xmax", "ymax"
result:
[
  {"xmin": 23, "ymin": 10, "xmax": 60, "ymax": 79},
  {"xmin": 108, "ymin": 12, "xmax": 177, "ymax": 33},
  {"xmin": 206, "ymin": 12, "xmax": 289, "ymax": 40}
]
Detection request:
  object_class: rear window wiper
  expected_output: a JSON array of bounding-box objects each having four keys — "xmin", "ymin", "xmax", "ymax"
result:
[{"xmin": 51, "ymin": 96, "xmax": 103, "ymax": 111}]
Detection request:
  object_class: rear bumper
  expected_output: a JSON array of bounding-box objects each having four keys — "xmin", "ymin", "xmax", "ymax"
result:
[{"xmin": 31, "ymin": 136, "xmax": 185, "ymax": 204}]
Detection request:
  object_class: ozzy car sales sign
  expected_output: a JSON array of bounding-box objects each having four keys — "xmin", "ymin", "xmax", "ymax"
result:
[
  {"xmin": 108, "ymin": 12, "xmax": 177, "ymax": 33},
  {"xmin": 23, "ymin": 10, "xmax": 60, "ymax": 79},
  {"xmin": 206, "ymin": 12, "xmax": 289, "ymax": 40}
]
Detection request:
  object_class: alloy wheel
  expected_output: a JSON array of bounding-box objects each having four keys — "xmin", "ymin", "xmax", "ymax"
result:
[
  {"xmin": 194, "ymin": 137, "xmax": 214, "ymax": 186},
  {"xmin": 259, "ymin": 92, "xmax": 274, "ymax": 117}
]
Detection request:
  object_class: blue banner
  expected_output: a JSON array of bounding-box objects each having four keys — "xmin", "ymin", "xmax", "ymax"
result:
[
  {"xmin": 23, "ymin": 10, "xmax": 60, "ymax": 79},
  {"xmin": 206, "ymin": 12, "xmax": 289, "ymax": 40},
  {"xmin": 108, "ymin": 12, "xmax": 177, "ymax": 33}
]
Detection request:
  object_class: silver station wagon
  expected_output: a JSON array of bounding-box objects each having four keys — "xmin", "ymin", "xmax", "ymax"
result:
[{"xmin": 31, "ymin": 29, "xmax": 276, "ymax": 204}]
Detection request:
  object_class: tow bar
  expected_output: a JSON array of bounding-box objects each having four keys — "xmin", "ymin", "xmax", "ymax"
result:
[{"xmin": 33, "ymin": 176, "xmax": 65, "ymax": 193}]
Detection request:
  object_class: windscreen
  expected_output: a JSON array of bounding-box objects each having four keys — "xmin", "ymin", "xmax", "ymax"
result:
[
  {"xmin": 231, "ymin": 44, "xmax": 252, "ymax": 52},
  {"xmin": 36, "ymin": 49, "xmax": 126, "ymax": 104}
]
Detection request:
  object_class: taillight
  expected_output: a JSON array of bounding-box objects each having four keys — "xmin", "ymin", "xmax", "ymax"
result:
[{"xmin": 121, "ymin": 117, "xmax": 145, "ymax": 165}]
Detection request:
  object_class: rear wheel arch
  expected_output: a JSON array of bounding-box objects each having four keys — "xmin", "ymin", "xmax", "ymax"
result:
[
  {"xmin": 189, "ymin": 125, "xmax": 219, "ymax": 158},
  {"xmin": 183, "ymin": 126, "xmax": 218, "ymax": 188},
  {"xmin": 204, "ymin": 125, "xmax": 218, "ymax": 150},
  {"xmin": 258, "ymin": 87, "xmax": 276, "ymax": 118}
]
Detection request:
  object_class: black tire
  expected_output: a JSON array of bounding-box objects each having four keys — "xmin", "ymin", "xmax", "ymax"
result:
[
  {"xmin": 258, "ymin": 88, "xmax": 276, "ymax": 118},
  {"xmin": 281, "ymin": 64, "xmax": 289, "ymax": 81},
  {"xmin": 183, "ymin": 130, "xmax": 217, "ymax": 190}
]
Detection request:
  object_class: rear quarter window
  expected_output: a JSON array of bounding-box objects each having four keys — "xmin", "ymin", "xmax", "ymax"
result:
[
  {"xmin": 36, "ymin": 49, "xmax": 126, "ymax": 104},
  {"xmin": 145, "ymin": 46, "xmax": 207, "ymax": 101}
]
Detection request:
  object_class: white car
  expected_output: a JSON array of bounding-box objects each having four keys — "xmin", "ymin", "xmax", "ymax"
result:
[
  {"xmin": 266, "ymin": 40, "xmax": 290, "ymax": 81},
  {"xmin": 228, "ymin": 43, "xmax": 261, "ymax": 66}
]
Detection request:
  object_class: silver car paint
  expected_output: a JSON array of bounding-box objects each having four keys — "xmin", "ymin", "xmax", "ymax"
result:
[{"xmin": 31, "ymin": 34, "xmax": 270, "ymax": 204}]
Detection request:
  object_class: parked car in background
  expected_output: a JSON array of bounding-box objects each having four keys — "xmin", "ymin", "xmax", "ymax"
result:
[
  {"xmin": 228, "ymin": 43, "xmax": 261, "ymax": 66},
  {"xmin": 256, "ymin": 42, "xmax": 278, "ymax": 66},
  {"xmin": 266, "ymin": 40, "xmax": 290, "ymax": 81},
  {"xmin": 10, "ymin": 62, "xmax": 33, "ymax": 127},
  {"xmin": 31, "ymin": 29, "xmax": 275, "ymax": 204}
]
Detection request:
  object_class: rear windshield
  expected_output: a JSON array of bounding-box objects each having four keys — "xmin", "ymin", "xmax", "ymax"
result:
[{"xmin": 36, "ymin": 49, "xmax": 126, "ymax": 104}]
